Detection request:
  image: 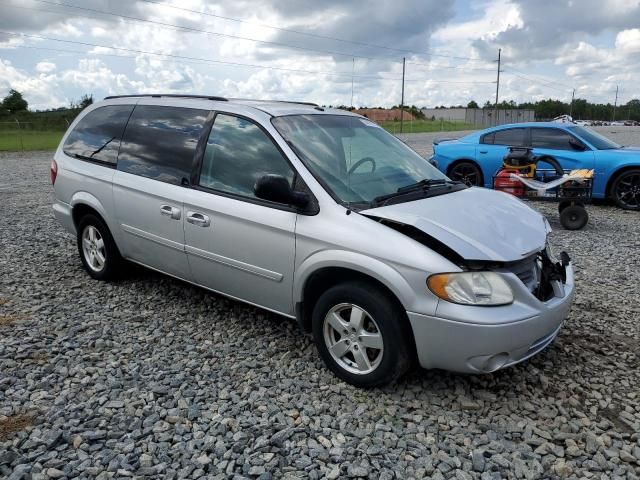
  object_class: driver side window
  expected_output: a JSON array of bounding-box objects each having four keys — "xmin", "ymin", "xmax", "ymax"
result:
[{"xmin": 199, "ymin": 114, "xmax": 295, "ymax": 199}]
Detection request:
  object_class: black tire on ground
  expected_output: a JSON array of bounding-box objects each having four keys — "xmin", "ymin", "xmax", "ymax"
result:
[
  {"xmin": 311, "ymin": 281, "xmax": 412, "ymax": 388},
  {"xmin": 76, "ymin": 214, "xmax": 123, "ymax": 281},
  {"xmin": 559, "ymin": 205, "xmax": 589, "ymax": 230},
  {"xmin": 558, "ymin": 201, "xmax": 571, "ymax": 214},
  {"xmin": 610, "ymin": 169, "xmax": 640, "ymax": 210},
  {"xmin": 448, "ymin": 161, "xmax": 483, "ymax": 187}
]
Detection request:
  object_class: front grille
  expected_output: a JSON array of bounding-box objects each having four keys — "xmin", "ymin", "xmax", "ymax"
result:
[{"xmin": 506, "ymin": 254, "xmax": 540, "ymax": 293}]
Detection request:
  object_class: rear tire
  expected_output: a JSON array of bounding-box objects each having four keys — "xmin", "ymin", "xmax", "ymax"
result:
[
  {"xmin": 610, "ymin": 169, "xmax": 640, "ymax": 210},
  {"xmin": 77, "ymin": 214, "xmax": 123, "ymax": 280},
  {"xmin": 448, "ymin": 161, "xmax": 483, "ymax": 187},
  {"xmin": 559, "ymin": 205, "xmax": 588, "ymax": 230},
  {"xmin": 311, "ymin": 281, "xmax": 412, "ymax": 388}
]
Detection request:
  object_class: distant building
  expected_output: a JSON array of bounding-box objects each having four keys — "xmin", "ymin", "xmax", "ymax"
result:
[
  {"xmin": 354, "ymin": 108, "xmax": 416, "ymax": 122},
  {"xmin": 421, "ymin": 108, "xmax": 535, "ymax": 127}
]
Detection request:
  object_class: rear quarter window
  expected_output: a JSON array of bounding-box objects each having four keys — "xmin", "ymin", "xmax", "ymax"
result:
[
  {"xmin": 63, "ymin": 105, "xmax": 134, "ymax": 165},
  {"xmin": 117, "ymin": 105, "xmax": 209, "ymax": 185},
  {"xmin": 491, "ymin": 128, "xmax": 526, "ymax": 146}
]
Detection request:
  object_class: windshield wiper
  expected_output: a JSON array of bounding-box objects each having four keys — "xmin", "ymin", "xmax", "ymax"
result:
[
  {"xmin": 371, "ymin": 179, "xmax": 462, "ymax": 207},
  {"xmin": 396, "ymin": 178, "xmax": 460, "ymax": 193}
]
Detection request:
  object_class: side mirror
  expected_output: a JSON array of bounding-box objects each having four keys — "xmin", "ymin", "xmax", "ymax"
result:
[
  {"xmin": 569, "ymin": 138, "xmax": 587, "ymax": 151},
  {"xmin": 254, "ymin": 174, "xmax": 310, "ymax": 208}
]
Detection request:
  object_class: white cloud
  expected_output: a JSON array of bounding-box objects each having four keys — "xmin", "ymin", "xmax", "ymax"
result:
[
  {"xmin": 616, "ymin": 28, "xmax": 640, "ymax": 53},
  {"xmin": 35, "ymin": 61, "xmax": 56, "ymax": 73},
  {"xmin": 0, "ymin": 0, "xmax": 639, "ymax": 109}
]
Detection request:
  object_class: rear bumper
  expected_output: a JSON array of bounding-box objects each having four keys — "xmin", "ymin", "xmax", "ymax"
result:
[
  {"xmin": 53, "ymin": 200, "xmax": 76, "ymax": 235},
  {"xmin": 408, "ymin": 264, "xmax": 575, "ymax": 373}
]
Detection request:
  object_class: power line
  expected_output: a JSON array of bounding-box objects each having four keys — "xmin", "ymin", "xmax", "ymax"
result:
[
  {"xmin": 136, "ymin": 0, "xmax": 485, "ymax": 63},
  {"xmin": 503, "ymin": 66, "xmax": 574, "ymax": 90},
  {"xmin": 10, "ymin": 0, "xmax": 495, "ymax": 74},
  {"xmin": 1, "ymin": 32, "xmax": 496, "ymax": 85},
  {"xmin": 502, "ymin": 70, "xmax": 571, "ymax": 93},
  {"xmin": 16, "ymin": 0, "xmax": 393, "ymax": 62}
]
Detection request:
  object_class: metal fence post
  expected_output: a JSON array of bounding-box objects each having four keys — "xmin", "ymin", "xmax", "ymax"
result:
[{"xmin": 15, "ymin": 119, "xmax": 24, "ymax": 152}]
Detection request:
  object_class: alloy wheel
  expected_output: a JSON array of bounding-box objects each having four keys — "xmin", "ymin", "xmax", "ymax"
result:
[
  {"xmin": 449, "ymin": 163, "xmax": 481, "ymax": 186},
  {"xmin": 615, "ymin": 172, "xmax": 640, "ymax": 209},
  {"xmin": 82, "ymin": 225, "xmax": 106, "ymax": 272},
  {"xmin": 323, "ymin": 303, "xmax": 384, "ymax": 375}
]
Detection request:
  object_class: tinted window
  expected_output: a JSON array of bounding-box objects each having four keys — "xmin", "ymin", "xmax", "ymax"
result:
[
  {"xmin": 492, "ymin": 128, "xmax": 526, "ymax": 146},
  {"xmin": 118, "ymin": 105, "xmax": 209, "ymax": 185},
  {"xmin": 531, "ymin": 128, "xmax": 576, "ymax": 150},
  {"xmin": 481, "ymin": 132, "xmax": 494, "ymax": 144},
  {"xmin": 568, "ymin": 126, "xmax": 619, "ymax": 150},
  {"xmin": 199, "ymin": 114, "xmax": 294, "ymax": 199},
  {"xmin": 63, "ymin": 105, "xmax": 134, "ymax": 165}
]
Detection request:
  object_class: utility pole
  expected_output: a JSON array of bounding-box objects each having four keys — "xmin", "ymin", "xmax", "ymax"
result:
[
  {"xmin": 612, "ymin": 85, "xmax": 619, "ymax": 122},
  {"xmin": 569, "ymin": 89, "xmax": 575, "ymax": 118},
  {"xmin": 400, "ymin": 57, "xmax": 406, "ymax": 133},
  {"xmin": 350, "ymin": 58, "xmax": 355, "ymax": 109},
  {"xmin": 494, "ymin": 48, "xmax": 501, "ymax": 126}
]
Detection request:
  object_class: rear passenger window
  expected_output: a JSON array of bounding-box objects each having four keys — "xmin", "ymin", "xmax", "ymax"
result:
[
  {"xmin": 531, "ymin": 128, "xmax": 574, "ymax": 150},
  {"xmin": 492, "ymin": 128, "xmax": 526, "ymax": 146},
  {"xmin": 63, "ymin": 105, "xmax": 134, "ymax": 165},
  {"xmin": 118, "ymin": 105, "xmax": 209, "ymax": 185},
  {"xmin": 198, "ymin": 114, "xmax": 294, "ymax": 199}
]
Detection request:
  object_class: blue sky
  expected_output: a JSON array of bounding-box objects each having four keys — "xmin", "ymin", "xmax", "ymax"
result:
[{"xmin": 0, "ymin": 0, "xmax": 639, "ymax": 110}]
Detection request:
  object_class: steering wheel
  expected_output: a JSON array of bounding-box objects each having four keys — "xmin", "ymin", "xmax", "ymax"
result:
[{"xmin": 348, "ymin": 156, "xmax": 376, "ymax": 175}]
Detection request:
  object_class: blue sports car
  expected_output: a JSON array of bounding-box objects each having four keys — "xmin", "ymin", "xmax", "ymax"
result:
[{"xmin": 431, "ymin": 122, "xmax": 640, "ymax": 210}]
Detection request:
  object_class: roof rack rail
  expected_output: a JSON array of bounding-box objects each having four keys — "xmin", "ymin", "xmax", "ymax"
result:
[
  {"xmin": 104, "ymin": 94, "xmax": 228, "ymax": 101},
  {"xmin": 231, "ymin": 98, "xmax": 319, "ymax": 107}
]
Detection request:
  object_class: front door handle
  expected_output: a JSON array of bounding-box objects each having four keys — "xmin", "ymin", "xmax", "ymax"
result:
[
  {"xmin": 479, "ymin": 150, "xmax": 488, "ymax": 154},
  {"xmin": 186, "ymin": 211, "xmax": 211, "ymax": 227},
  {"xmin": 160, "ymin": 204, "xmax": 181, "ymax": 220}
]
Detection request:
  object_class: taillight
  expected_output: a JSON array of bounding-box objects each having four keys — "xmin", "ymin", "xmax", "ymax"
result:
[{"xmin": 50, "ymin": 159, "xmax": 58, "ymax": 185}]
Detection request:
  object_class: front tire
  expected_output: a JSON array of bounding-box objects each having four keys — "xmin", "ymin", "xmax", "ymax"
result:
[
  {"xmin": 610, "ymin": 169, "xmax": 640, "ymax": 210},
  {"xmin": 448, "ymin": 161, "xmax": 483, "ymax": 187},
  {"xmin": 77, "ymin": 214, "xmax": 123, "ymax": 280},
  {"xmin": 311, "ymin": 282, "xmax": 412, "ymax": 388}
]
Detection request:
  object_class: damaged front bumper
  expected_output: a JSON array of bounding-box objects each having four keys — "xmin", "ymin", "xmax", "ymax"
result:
[{"xmin": 407, "ymin": 256, "xmax": 575, "ymax": 374}]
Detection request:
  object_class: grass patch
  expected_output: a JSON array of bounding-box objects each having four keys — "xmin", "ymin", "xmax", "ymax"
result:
[
  {"xmin": 0, "ymin": 414, "xmax": 34, "ymax": 440},
  {"xmin": 379, "ymin": 120, "xmax": 475, "ymax": 134},
  {"xmin": 0, "ymin": 130, "xmax": 64, "ymax": 151}
]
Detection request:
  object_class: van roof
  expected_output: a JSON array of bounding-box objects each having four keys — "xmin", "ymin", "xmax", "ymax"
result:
[{"xmin": 103, "ymin": 94, "xmax": 359, "ymax": 117}]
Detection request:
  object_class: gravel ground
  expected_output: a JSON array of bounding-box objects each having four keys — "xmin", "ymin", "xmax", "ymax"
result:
[
  {"xmin": 1, "ymin": 151, "xmax": 639, "ymax": 480},
  {"xmin": 398, "ymin": 125, "xmax": 640, "ymax": 158}
]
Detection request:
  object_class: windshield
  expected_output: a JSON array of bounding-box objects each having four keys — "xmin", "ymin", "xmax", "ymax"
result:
[
  {"xmin": 272, "ymin": 114, "xmax": 448, "ymax": 206},
  {"xmin": 568, "ymin": 125, "xmax": 621, "ymax": 150}
]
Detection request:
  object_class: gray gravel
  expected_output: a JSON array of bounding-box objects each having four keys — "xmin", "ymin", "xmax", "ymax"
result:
[
  {"xmin": 398, "ymin": 125, "xmax": 640, "ymax": 158},
  {"xmin": 1, "ymin": 151, "xmax": 639, "ymax": 480}
]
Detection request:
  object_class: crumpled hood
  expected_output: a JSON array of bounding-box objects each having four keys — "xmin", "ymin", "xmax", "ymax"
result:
[{"xmin": 361, "ymin": 187, "xmax": 547, "ymax": 262}]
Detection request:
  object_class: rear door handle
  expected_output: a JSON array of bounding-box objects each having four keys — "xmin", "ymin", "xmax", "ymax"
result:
[
  {"xmin": 160, "ymin": 204, "xmax": 181, "ymax": 220},
  {"xmin": 479, "ymin": 150, "xmax": 488, "ymax": 154},
  {"xmin": 186, "ymin": 211, "xmax": 211, "ymax": 227}
]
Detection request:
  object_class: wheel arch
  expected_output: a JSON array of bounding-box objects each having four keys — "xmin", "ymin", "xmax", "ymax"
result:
[
  {"xmin": 446, "ymin": 158, "xmax": 485, "ymax": 185},
  {"xmin": 70, "ymin": 192, "xmax": 110, "ymax": 227},
  {"xmin": 605, "ymin": 165, "xmax": 640, "ymax": 199},
  {"xmin": 294, "ymin": 253, "xmax": 416, "ymax": 334}
]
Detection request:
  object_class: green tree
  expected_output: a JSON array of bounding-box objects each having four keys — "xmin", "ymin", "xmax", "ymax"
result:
[
  {"xmin": 2, "ymin": 89, "xmax": 28, "ymax": 113},
  {"xmin": 467, "ymin": 100, "xmax": 479, "ymax": 109}
]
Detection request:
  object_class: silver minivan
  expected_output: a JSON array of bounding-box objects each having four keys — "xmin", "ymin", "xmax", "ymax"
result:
[{"xmin": 52, "ymin": 94, "xmax": 575, "ymax": 387}]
